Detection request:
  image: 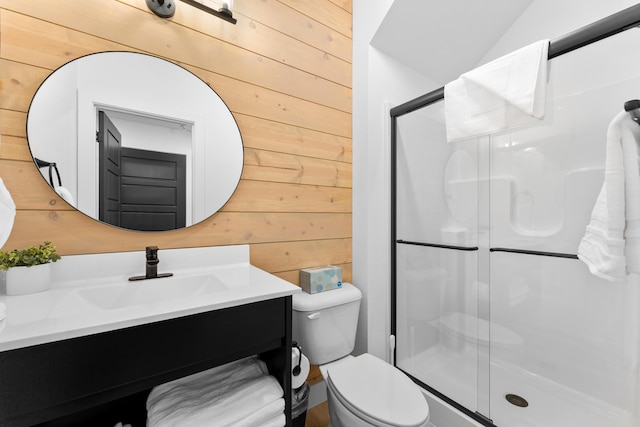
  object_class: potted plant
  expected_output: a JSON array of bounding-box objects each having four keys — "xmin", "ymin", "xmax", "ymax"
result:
[{"xmin": 0, "ymin": 241, "xmax": 61, "ymax": 296}]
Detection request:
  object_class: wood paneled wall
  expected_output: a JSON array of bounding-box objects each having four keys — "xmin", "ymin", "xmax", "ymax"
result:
[{"xmin": 0, "ymin": 0, "xmax": 352, "ymax": 284}]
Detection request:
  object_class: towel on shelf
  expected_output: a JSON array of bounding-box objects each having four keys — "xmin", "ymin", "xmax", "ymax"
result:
[
  {"xmin": 244, "ymin": 412, "xmax": 286, "ymax": 427},
  {"xmin": 0, "ymin": 178, "xmax": 16, "ymax": 248},
  {"xmin": 578, "ymin": 110, "xmax": 640, "ymax": 281},
  {"xmin": 445, "ymin": 39, "xmax": 549, "ymax": 142},
  {"xmin": 147, "ymin": 376, "xmax": 284, "ymax": 427},
  {"xmin": 225, "ymin": 398, "xmax": 285, "ymax": 427},
  {"xmin": 54, "ymin": 186, "xmax": 75, "ymax": 208},
  {"xmin": 147, "ymin": 355, "xmax": 268, "ymax": 408},
  {"xmin": 147, "ymin": 356, "xmax": 285, "ymax": 427}
]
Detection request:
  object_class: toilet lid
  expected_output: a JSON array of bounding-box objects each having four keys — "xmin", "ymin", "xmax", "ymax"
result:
[{"xmin": 326, "ymin": 353, "xmax": 429, "ymax": 427}]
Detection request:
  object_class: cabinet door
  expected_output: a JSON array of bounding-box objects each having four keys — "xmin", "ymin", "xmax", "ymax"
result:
[{"xmin": 0, "ymin": 298, "xmax": 291, "ymax": 427}]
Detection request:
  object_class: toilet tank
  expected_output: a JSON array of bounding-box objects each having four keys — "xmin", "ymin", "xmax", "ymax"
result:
[{"xmin": 292, "ymin": 282, "xmax": 362, "ymax": 365}]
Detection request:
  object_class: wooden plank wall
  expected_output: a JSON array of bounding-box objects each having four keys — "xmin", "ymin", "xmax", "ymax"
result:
[{"xmin": 0, "ymin": 0, "xmax": 352, "ymax": 284}]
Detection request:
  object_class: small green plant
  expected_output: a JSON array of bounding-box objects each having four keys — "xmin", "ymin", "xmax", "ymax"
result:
[{"xmin": 0, "ymin": 241, "xmax": 61, "ymax": 270}]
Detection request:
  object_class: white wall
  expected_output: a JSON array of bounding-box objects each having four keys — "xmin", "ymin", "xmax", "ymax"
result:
[
  {"xmin": 353, "ymin": 0, "xmax": 640, "ymax": 363},
  {"xmin": 480, "ymin": 0, "xmax": 640, "ymax": 63},
  {"xmin": 28, "ymin": 65, "xmax": 78, "ymax": 197},
  {"xmin": 353, "ymin": 0, "xmax": 440, "ymax": 360}
]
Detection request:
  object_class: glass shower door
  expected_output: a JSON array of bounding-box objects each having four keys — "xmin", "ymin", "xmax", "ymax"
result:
[
  {"xmin": 486, "ymin": 27, "xmax": 640, "ymax": 427},
  {"xmin": 394, "ymin": 102, "xmax": 486, "ymax": 417},
  {"xmin": 393, "ymin": 21, "xmax": 640, "ymax": 427}
]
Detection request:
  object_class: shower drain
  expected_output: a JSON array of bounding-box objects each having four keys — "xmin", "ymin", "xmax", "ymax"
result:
[{"xmin": 505, "ymin": 394, "xmax": 529, "ymax": 408}]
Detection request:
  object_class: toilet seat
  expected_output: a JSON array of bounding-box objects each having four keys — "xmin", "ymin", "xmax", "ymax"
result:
[{"xmin": 324, "ymin": 353, "xmax": 429, "ymax": 427}]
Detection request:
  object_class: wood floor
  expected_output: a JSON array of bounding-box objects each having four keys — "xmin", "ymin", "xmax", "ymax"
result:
[{"xmin": 305, "ymin": 401, "xmax": 330, "ymax": 427}]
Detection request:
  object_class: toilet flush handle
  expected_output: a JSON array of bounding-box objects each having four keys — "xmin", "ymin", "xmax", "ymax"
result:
[{"xmin": 307, "ymin": 312, "xmax": 321, "ymax": 320}]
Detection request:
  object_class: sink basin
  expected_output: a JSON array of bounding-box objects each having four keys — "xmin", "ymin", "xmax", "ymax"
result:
[{"xmin": 76, "ymin": 274, "xmax": 228, "ymax": 310}]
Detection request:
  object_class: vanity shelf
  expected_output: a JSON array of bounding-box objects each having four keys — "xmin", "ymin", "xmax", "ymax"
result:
[{"xmin": 0, "ymin": 297, "xmax": 293, "ymax": 427}]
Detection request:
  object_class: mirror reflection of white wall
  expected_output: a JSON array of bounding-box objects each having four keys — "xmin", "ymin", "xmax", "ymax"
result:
[{"xmin": 27, "ymin": 52, "xmax": 243, "ymax": 230}]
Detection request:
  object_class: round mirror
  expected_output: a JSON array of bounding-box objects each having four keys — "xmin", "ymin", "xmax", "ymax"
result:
[{"xmin": 27, "ymin": 52, "xmax": 243, "ymax": 232}]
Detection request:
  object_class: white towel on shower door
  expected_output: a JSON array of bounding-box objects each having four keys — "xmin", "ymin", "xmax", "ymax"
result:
[
  {"xmin": 578, "ymin": 110, "xmax": 640, "ymax": 281},
  {"xmin": 445, "ymin": 39, "xmax": 549, "ymax": 142}
]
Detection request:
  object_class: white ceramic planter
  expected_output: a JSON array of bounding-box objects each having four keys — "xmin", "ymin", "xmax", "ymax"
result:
[{"xmin": 5, "ymin": 263, "xmax": 52, "ymax": 296}]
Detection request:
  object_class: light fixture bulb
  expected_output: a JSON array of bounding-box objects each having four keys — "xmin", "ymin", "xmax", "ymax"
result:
[{"xmin": 219, "ymin": 0, "xmax": 233, "ymax": 17}]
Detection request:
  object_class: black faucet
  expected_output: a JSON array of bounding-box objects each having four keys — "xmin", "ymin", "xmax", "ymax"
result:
[{"xmin": 129, "ymin": 246, "xmax": 174, "ymax": 281}]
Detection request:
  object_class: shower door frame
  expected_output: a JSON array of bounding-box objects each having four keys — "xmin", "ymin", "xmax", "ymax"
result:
[{"xmin": 389, "ymin": 4, "xmax": 640, "ymax": 427}]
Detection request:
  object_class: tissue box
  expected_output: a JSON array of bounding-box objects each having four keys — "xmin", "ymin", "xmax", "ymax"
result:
[{"xmin": 300, "ymin": 265, "xmax": 342, "ymax": 294}]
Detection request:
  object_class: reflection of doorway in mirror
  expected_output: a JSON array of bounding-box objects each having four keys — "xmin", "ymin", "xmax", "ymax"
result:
[{"xmin": 93, "ymin": 109, "xmax": 193, "ymax": 229}]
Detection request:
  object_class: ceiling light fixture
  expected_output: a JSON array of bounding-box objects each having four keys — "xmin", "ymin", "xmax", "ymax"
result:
[
  {"xmin": 181, "ymin": 0, "xmax": 237, "ymax": 24},
  {"xmin": 146, "ymin": 0, "xmax": 237, "ymax": 24},
  {"xmin": 146, "ymin": 0, "xmax": 176, "ymax": 18}
]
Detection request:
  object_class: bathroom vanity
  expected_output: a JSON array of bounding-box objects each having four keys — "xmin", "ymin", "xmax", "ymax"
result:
[{"xmin": 0, "ymin": 245, "xmax": 300, "ymax": 426}]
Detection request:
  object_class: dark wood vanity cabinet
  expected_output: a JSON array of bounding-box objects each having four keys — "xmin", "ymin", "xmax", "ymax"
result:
[{"xmin": 0, "ymin": 297, "xmax": 293, "ymax": 427}]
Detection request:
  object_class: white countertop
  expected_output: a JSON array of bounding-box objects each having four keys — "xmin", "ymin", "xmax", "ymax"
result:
[{"xmin": 0, "ymin": 245, "xmax": 300, "ymax": 352}]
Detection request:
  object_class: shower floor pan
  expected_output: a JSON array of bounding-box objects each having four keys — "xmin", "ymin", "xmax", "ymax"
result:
[{"xmin": 401, "ymin": 348, "xmax": 633, "ymax": 427}]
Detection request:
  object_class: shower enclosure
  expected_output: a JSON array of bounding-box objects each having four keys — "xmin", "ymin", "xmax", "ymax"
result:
[{"xmin": 390, "ymin": 6, "xmax": 640, "ymax": 427}]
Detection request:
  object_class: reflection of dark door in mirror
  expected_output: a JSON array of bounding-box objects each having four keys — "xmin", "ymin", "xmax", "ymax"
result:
[
  {"xmin": 98, "ymin": 112, "xmax": 187, "ymax": 231},
  {"xmin": 120, "ymin": 148, "xmax": 186, "ymax": 231},
  {"xmin": 98, "ymin": 111, "xmax": 122, "ymax": 227}
]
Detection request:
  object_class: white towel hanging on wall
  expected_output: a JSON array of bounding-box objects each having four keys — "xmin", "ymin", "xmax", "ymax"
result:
[
  {"xmin": 445, "ymin": 39, "xmax": 550, "ymax": 142},
  {"xmin": 578, "ymin": 110, "xmax": 640, "ymax": 281}
]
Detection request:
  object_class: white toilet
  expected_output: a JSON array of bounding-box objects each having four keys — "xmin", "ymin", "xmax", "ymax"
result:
[{"xmin": 292, "ymin": 283, "xmax": 430, "ymax": 427}]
